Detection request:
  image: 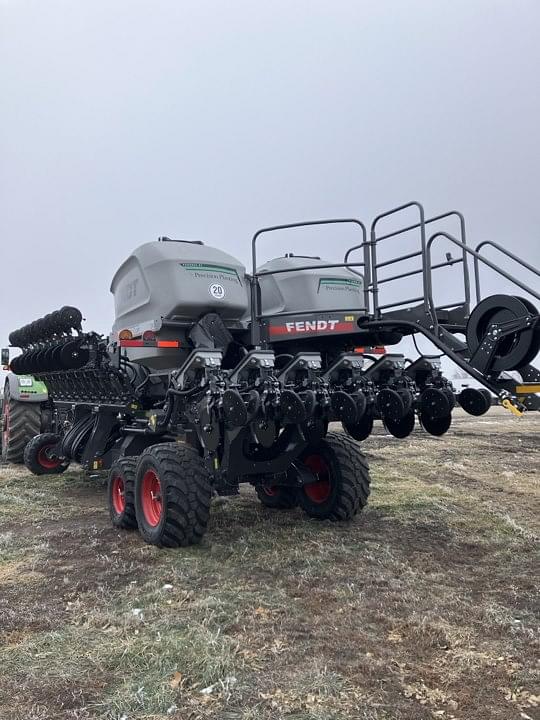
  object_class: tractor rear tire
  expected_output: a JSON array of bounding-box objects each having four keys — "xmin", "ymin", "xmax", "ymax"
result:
[
  {"xmin": 23, "ymin": 433, "xmax": 69, "ymax": 475},
  {"xmin": 256, "ymin": 483, "xmax": 298, "ymax": 509},
  {"xmin": 134, "ymin": 443, "xmax": 212, "ymax": 547},
  {"xmin": 297, "ymin": 431, "xmax": 370, "ymax": 521},
  {"xmin": 108, "ymin": 457, "xmax": 138, "ymax": 530},
  {"xmin": 2, "ymin": 383, "xmax": 41, "ymax": 464}
]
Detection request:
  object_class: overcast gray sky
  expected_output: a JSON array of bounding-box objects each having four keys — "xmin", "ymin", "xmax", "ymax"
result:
[{"xmin": 1, "ymin": 0, "xmax": 539, "ymax": 380}]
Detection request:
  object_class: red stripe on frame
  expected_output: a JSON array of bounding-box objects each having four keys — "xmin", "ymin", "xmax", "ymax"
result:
[
  {"xmin": 120, "ymin": 339, "xmax": 145, "ymax": 347},
  {"xmin": 269, "ymin": 325, "xmax": 293, "ymax": 336}
]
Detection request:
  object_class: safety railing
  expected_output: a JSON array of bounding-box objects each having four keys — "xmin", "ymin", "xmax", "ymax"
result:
[
  {"xmin": 366, "ymin": 201, "xmax": 470, "ymax": 318},
  {"xmin": 426, "ymin": 232, "xmax": 540, "ymax": 332},
  {"xmin": 473, "ymin": 240, "xmax": 540, "ymax": 304}
]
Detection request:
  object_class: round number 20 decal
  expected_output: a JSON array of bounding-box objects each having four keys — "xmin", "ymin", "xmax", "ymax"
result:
[{"xmin": 209, "ymin": 283, "xmax": 225, "ymax": 299}]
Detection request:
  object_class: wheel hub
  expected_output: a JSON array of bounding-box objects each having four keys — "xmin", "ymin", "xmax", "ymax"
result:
[
  {"xmin": 303, "ymin": 454, "xmax": 332, "ymax": 504},
  {"xmin": 141, "ymin": 470, "xmax": 163, "ymax": 527},
  {"xmin": 111, "ymin": 474, "xmax": 126, "ymax": 514},
  {"xmin": 37, "ymin": 444, "xmax": 60, "ymax": 470}
]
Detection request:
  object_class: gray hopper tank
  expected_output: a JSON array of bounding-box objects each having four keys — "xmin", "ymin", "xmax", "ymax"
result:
[
  {"xmin": 110, "ymin": 239, "xmax": 248, "ymax": 369},
  {"xmin": 257, "ymin": 255, "xmax": 364, "ymax": 317}
]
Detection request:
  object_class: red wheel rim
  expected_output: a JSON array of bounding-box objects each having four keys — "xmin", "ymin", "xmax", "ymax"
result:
[
  {"xmin": 37, "ymin": 444, "xmax": 61, "ymax": 470},
  {"xmin": 141, "ymin": 469, "xmax": 163, "ymax": 527},
  {"xmin": 2, "ymin": 402, "xmax": 9, "ymax": 450},
  {"xmin": 111, "ymin": 474, "xmax": 126, "ymax": 515},
  {"xmin": 303, "ymin": 454, "xmax": 332, "ymax": 503}
]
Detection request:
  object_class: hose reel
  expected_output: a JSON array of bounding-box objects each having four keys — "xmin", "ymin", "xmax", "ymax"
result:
[{"xmin": 466, "ymin": 295, "xmax": 539, "ymax": 373}]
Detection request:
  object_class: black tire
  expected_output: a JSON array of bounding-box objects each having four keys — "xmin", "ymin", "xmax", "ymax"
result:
[
  {"xmin": 108, "ymin": 457, "xmax": 138, "ymax": 530},
  {"xmin": 256, "ymin": 483, "xmax": 298, "ymax": 509},
  {"xmin": 297, "ymin": 431, "xmax": 370, "ymax": 521},
  {"xmin": 2, "ymin": 382, "xmax": 41, "ymax": 464},
  {"xmin": 23, "ymin": 432, "xmax": 69, "ymax": 475},
  {"xmin": 134, "ymin": 442, "xmax": 212, "ymax": 547}
]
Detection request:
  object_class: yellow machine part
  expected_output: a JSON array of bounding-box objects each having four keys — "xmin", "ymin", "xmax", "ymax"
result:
[
  {"xmin": 515, "ymin": 384, "xmax": 540, "ymax": 394},
  {"xmin": 501, "ymin": 398, "xmax": 524, "ymax": 417}
]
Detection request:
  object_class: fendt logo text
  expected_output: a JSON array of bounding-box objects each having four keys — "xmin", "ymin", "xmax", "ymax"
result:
[
  {"xmin": 268, "ymin": 319, "xmax": 355, "ymax": 336},
  {"xmin": 285, "ymin": 320, "xmax": 339, "ymax": 333}
]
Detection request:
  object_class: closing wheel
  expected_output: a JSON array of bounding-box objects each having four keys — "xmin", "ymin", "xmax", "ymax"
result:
[
  {"xmin": 255, "ymin": 483, "xmax": 298, "ymax": 509},
  {"xmin": 442, "ymin": 387, "xmax": 456, "ymax": 410},
  {"xmin": 419, "ymin": 413, "xmax": 452, "ymax": 436},
  {"xmin": 377, "ymin": 388, "xmax": 405, "ymax": 422},
  {"xmin": 331, "ymin": 390, "xmax": 358, "ymax": 424},
  {"xmin": 108, "ymin": 457, "xmax": 138, "ymax": 530},
  {"xmin": 281, "ymin": 390, "xmax": 307, "ymax": 424},
  {"xmin": 383, "ymin": 409, "xmax": 415, "ymax": 438},
  {"xmin": 398, "ymin": 389, "xmax": 414, "ymax": 415},
  {"xmin": 458, "ymin": 387, "xmax": 491, "ymax": 416},
  {"xmin": 23, "ymin": 433, "xmax": 69, "ymax": 475},
  {"xmin": 420, "ymin": 388, "xmax": 451, "ymax": 419},
  {"xmin": 222, "ymin": 389, "xmax": 248, "ymax": 427},
  {"xmin": 343, "ymin": 411, "xmax": 373, "ymax": 441},
  {"xmin": 297, "ymin": 432, "xmax": 370, "ymax": 520},
  {"xmin": 134, "ymin": 442, "xmax": 211, "ymax": 547},
  {"xmin": 353, "ymin": 391, "xmax": 368, "ymax": 420},
  {"xmin": 466, "ymin": 294, "xmax": 539, "ymax": 372}
]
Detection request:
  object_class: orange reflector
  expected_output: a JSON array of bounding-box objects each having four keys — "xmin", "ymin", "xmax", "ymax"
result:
[
  {"xmin": 354, "ymin": 347, "xmax": 365, "ymax": 353},
  {"xmin": 157, "ymin": 340, "xmax": 180, "ymax": 348},
  {"xmin": 119, "ymin": 328, "xmax": 133, "ymax": 340}
]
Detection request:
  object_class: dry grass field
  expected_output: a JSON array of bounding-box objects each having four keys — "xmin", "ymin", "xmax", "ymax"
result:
[{"xmin": 0, "ymin": 407, "xmax": 538, "ymax": 720}]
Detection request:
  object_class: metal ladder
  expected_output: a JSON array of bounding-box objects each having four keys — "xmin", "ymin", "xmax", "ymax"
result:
[{"xmin": 345, "ymin": 200, "xmax": 539, "ymax": 325}]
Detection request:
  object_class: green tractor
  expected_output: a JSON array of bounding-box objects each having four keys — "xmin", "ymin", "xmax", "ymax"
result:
[{"xmin": 1, "ymin": 349, "xmax": 50, "ymax": 463}]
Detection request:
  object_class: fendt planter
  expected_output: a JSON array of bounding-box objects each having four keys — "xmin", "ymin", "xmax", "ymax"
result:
[{"xmin": 4, "ymin": 202, "xmax": 539, "ymax": 547}]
